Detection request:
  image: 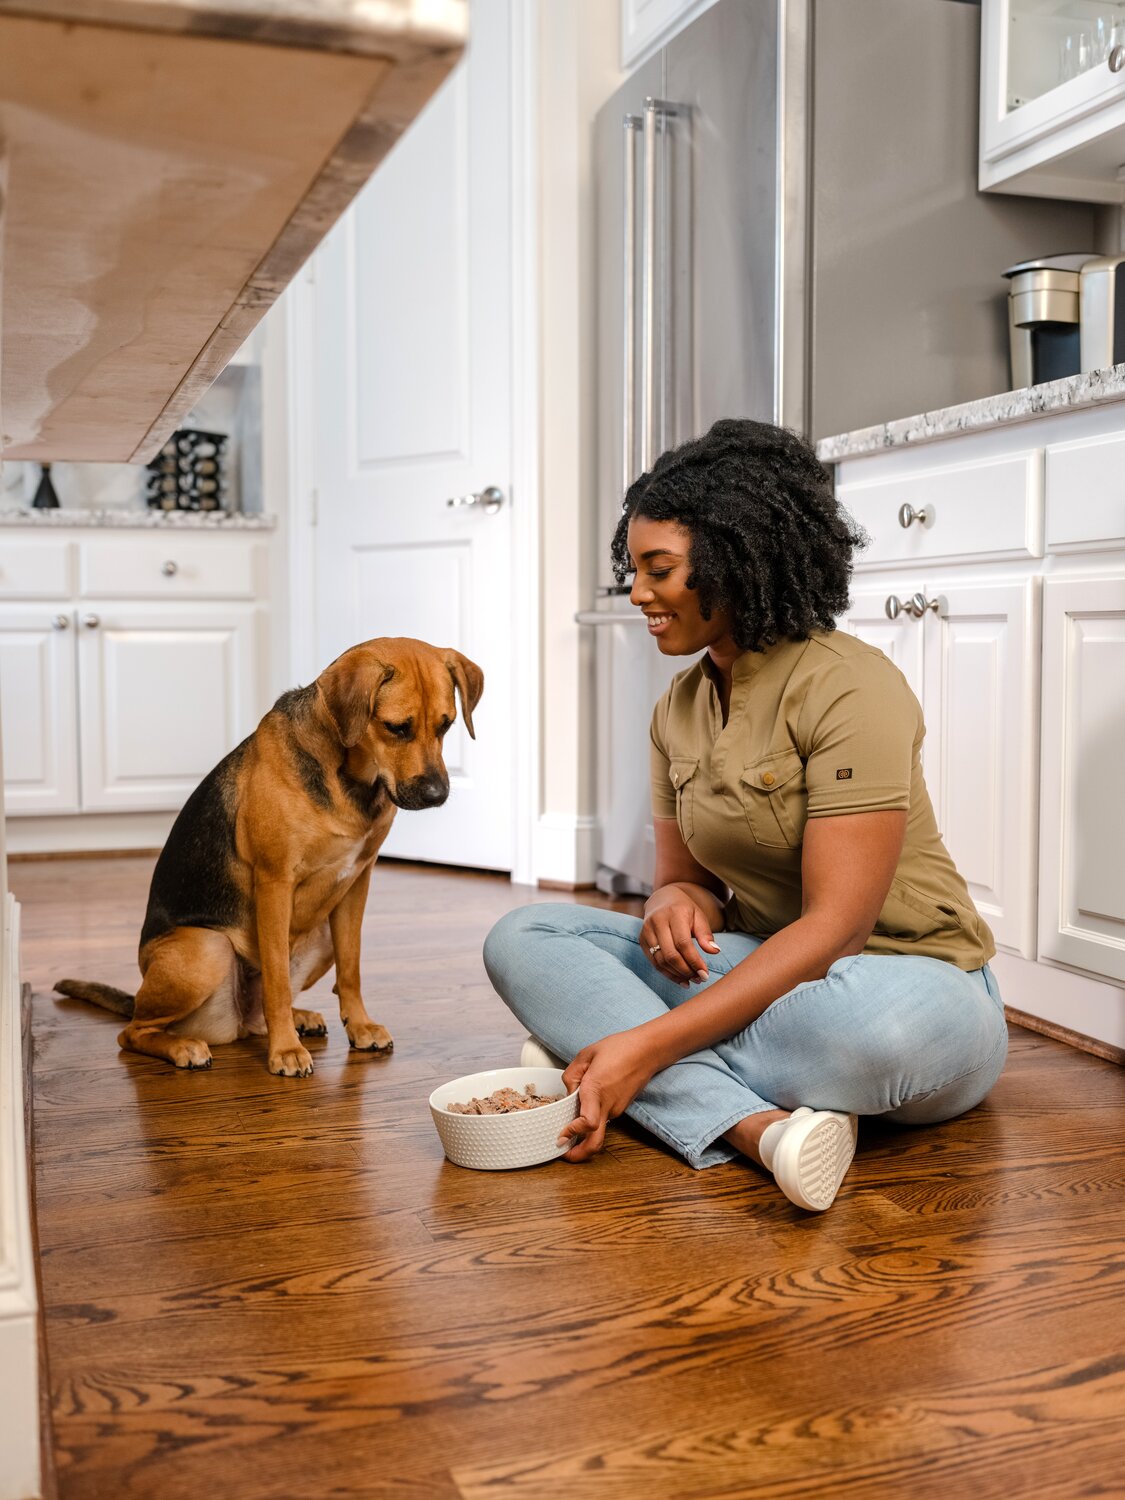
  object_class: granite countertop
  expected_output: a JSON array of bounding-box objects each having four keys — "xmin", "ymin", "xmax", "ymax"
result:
[
  {"xmin": 815, "ymin": 363, "xmax": 1125, "ymax": 463},
  {"xmin": 0, "ymin": 508, "xmax": 277, "ymax": 529}
]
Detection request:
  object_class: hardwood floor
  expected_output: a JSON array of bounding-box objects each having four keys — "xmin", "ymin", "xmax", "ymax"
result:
[{"xmin": 12, "ymin": 854, "xmax": 1125, "ymax": 1500}]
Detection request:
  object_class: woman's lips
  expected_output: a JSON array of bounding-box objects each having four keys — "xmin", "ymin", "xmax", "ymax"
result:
[{"xmin": 645, "ymin": 612, "xmax": 675, "ymax": 635}]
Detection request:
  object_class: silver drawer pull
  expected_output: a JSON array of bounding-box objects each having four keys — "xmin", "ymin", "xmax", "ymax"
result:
[
  {"xmin": 51, "ymin": 613, "xmax": 70, "ymax": 630},
  {"xmin": 162, "ymin": 560, "xmax": 179, "ymax": 576},
  {"xmin": 885, "ymin": 594, "xmax": 903, "ymax": 620},
  {"xmin": 898, "ymin": 503, "xmax": 930, "ymax": 529},
  {"xmin": 83, "ymin": 613, "xmax": 100, "ymax": 629},
  {"xmin": 1109, "ymin": 44, "xmax": 1125, "ymax": 72}
]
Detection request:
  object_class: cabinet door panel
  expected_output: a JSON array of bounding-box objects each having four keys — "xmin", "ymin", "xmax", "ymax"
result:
[
  {"xmin": 1039, "ymin": 577, "xmax": 1125, "ymax": 983},
  {"xmin": 922, "ymin": 581, "xmax": 1039, "ymax": 959},
  {"xmin": 77, "ymin": 605, "xmax": 257, "ymax": 812},
  {"xmin": 0, "ymin": 607, "xmax": 79, "ymax": 814},
  {"xmin": 838, "ymin": 586, "xmax": 925, "ymax": 703}
]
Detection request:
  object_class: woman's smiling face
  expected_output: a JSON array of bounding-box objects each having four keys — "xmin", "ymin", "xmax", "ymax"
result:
[{"xmin": 626, "ymin": 515, "xmax": 737, "ymax": 658}]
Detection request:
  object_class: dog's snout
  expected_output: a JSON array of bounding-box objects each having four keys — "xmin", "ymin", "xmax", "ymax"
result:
[{"xmin": 395, "ymin": 772, "xmax": 449, "ymax": 810}]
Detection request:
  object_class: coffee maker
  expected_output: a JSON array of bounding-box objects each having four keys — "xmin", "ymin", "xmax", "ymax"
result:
[
  {"xmin": 1002, "ymin": 253, "xmax": 1095, "ymax": 389},
  {"xmin": 1003, "ymin": 252, "xmax": 1125, "ymax": 389}
]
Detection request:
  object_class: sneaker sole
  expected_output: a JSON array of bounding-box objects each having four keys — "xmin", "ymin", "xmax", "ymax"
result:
[{"xmin": 773, "ymin": 1111, "xmax": 858, "ymax": 1212}]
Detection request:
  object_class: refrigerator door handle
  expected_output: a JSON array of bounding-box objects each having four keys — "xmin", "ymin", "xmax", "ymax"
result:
[
  {"xmin": 623, "ymin": 114, "xmax": 642, "ymax": 496},
  {"xmin": 642, "ymin": 99, "xmax": 682, "ymax": 473}
]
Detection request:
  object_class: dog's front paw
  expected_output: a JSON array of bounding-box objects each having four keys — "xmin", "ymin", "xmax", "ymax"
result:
[
  {"xmin": 293, "ymin": 1008, "xmax": 328, "ymax": 1037},
  {"xmin": 269, "ymin": 1045, "xmax": 315, "ymax": 1077},
  {"xmin": 171, "ymin": 1039, "xmax": 213, "ymax": 1070},
  {"xmin": 345, "ymin": 1019, "xmax": 394, "ymax": 1053}
]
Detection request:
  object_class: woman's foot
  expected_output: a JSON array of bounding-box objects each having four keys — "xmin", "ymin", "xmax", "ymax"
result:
[{"xmin": 727, "ymin": 1107, "xmax": 859, "ymax": 1212}]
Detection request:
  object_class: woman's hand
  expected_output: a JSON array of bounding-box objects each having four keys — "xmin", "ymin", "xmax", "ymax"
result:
[
  {"xmin": 558, "ymin": 1029, "xmax": 660, "ymax": 1162},
  {"xmin": 642, "ymin": 884, "xmax": 722, "ymax": 986}
]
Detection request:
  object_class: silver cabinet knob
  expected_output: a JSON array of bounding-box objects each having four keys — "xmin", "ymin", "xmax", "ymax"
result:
[
  {"xmin": 885, "ymin": 594, "xmax": 903, "ymax": 620},
  {"xmin": 162, "ymin": 560, "xmax": 178, "ymax": 576},
  {"xmin": 51, "ymin": 613, "xmax": 70, "ymax": 630},
  {"xmin": 910, "ymin": 592, "xmax": 946, "ymax": 618},
  {"xmin": 898, "ymin": 502, "xmax": 930, "ymax": 529},
  {"xmin": 83, "ymin": 613, "xmax": 100, "ymax": 628},
  {"xmin": 1110, "ymin": 44, "xmax": 1125, "ymax": 72},
  {"xmin": 446, "ymin": 485, "xmax": 504, "ymax": 514}
]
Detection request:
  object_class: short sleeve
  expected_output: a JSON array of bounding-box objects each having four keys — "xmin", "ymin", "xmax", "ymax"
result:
[
  {"xmin": 801, "ymin": 652, "xmax": 920, "ymax": 817},
  {"xmin": 649, "ymin": 691, "xmax": 676, "ymax": 819}
]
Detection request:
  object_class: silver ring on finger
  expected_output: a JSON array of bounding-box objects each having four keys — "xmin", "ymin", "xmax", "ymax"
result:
[{"xmin": 648, "ymin": 944, "xmax": 661, "ymax": 957}]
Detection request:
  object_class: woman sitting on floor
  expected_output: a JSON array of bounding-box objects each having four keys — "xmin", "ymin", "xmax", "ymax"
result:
[{"xmin": 484, "ymin": 417, "xmax": 1007, "ymax": 1212}]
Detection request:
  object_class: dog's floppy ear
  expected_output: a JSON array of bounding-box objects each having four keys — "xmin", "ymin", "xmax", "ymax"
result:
[
  {"xmin": 444, "ymin": 650, "xmax": 484, "ymax": 740},
  {"xmin": 318, "ymin": 651, "xmax": 395, "ymax": 749}
]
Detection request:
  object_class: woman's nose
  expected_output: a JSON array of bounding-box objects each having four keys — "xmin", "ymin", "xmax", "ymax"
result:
[{"xmin": 630, "ymin": 577, "xmax": 652, "ymax": 606}]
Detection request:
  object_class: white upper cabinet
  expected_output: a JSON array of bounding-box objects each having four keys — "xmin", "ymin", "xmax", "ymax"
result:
[{"xmin": 981, "ymin": 0, "xmax": 1125, "ymax": 201}]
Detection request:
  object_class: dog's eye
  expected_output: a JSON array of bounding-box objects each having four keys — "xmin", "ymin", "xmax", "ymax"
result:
[
  {"xmin": 383, "ymin": 720, "xmax": 414, "ymax": 740},
  {"xmin": 437, "ymin": 718, "xmax": 453, "ymax": 737}
]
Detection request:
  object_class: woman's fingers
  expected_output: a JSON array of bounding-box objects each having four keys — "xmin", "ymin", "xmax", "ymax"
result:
[{"xmin": 561, "ymin": 1111, "xmax": 607, "ymax": 1161}]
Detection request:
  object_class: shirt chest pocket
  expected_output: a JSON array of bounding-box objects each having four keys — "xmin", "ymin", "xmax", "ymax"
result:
[
  {"xmin": 739, "ymin": 750, "xmax": 807, "ymax": 849},
  {"xmin": 668, "ymin": 756, "xmax": 701, "ymax": 842}
]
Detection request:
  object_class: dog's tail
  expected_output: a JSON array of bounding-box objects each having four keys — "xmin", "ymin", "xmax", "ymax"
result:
[{"xmin": 55, "ymin": 979, "xmax": 135, "ymax": 1018}]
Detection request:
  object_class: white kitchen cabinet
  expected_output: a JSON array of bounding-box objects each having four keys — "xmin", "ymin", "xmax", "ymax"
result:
[
  {"xmin": 841, "ymin": 579, "xmax": 1039, "ymax": 959},
  {"xmin": 0, "ymin": 606, "xmax": 79, "ymax": 814},
  {"xmin": 980, "ymin": 0, "xmax": 1125, "ymax": 201},
  {"xmin": 829, "ymin": 395, "xmax": 1125, "ymax": 1057},
  {"xmin": 0, "ymin": 528, "xmax": 269, "ymax": 843},
  {"xmin": 1038, "ymin": 574, "xmax": 1125, "ymax": 982},
  {"xmin": 76, "ymin": 604, "xmax": 257, "ymax": 813}
]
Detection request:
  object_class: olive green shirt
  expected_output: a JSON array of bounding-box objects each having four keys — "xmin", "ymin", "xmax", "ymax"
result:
[{"xmin": 649, "ymin": 630, "xmax": 995, "ymax": 970}]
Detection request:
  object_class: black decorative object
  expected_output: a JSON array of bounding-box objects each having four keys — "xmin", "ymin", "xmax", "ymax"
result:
[
  {"xmin": 145, "ymin": 429, "xmax": 228, "ymax": 512},
  {"xmin": 31, "ymin": 462, "xmax": 61, "ymax": 509}
]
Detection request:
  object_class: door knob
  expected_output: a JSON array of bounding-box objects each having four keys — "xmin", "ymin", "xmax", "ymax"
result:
[
  {"xmin": 446, "ymin": 485, "xmax": 504, "ymax": 514},
  {"xmin": 162, "ymin": 560, "xmax": 179, "ymax": 577},
  {"xmin": 885, "ymin": 594, "xmax": 903, "ymax": 619},
  {"xmin": 51, "ymin": 613, "xmax": 70, "ymax": 630},
  {"xmin": 83, "ymin": 613, "xmax": 100, "ymax": 628},
  {"xmin": 898, "ymin": 503, "xmax": 930, "ymax": 529}
]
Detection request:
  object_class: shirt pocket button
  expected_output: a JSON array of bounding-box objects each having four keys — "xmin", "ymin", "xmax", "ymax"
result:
[{"xmin": 761, "ymin": 772, "xmax": 776, "ymax": 787}]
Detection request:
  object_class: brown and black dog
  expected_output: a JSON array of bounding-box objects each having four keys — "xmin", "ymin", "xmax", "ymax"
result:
[{"xmin": 56, "ymin": 637, "xmax": 483, "ymax": 1077}]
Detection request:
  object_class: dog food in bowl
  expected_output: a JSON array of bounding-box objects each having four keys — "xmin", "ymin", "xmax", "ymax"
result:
[
  {"xmin": 428, "ymin": 1066, "xmax": 580, "ymax": 1170},
  {"xmin": 447, "ymin": 1083, "xmax": 565, "ymax": 1115}
]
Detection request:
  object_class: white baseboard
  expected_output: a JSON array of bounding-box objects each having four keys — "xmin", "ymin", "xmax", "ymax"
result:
[
  {"xmin": 0, "ymin": 896, "xmax": 42, "ymax": 1500},
  {"xmin": 6, "ymin": 812, "xmax": 174, "ymax": 857},
  {"xmin": 990, "ymin": 948, "xmax": 1125, "ymax": 1054},
  {"xmin": 532, "ymin": 813, "xmax": 599, "ymax": 888}
]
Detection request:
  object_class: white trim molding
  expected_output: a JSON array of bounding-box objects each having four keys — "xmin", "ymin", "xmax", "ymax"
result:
[
  {"xmin": 0, "ymin": 895, "xmax": 41, "ymax": 1500},
  {"xmin": 532, "ymin": 813, "xmax": 599, "ymax": 888}
]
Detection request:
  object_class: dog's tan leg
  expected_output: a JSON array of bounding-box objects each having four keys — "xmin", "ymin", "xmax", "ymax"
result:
[
  {"xmin": 329, "ymin": 863, "xmax": 392, "ymax": 1053},
  {"xmin": 119, "ymin": 929, "xmax": 236, "ymax": 1069},
  {"xmin": 255, "ymin": 877, "xmax": 313, "ymax": 1077},
  {"xmin": 292, "ymin": 924, "xmax": 334, "ymax": 1037}
]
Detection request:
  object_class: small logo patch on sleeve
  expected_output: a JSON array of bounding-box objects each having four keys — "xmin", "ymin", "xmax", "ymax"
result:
[{"xmin": 836, "ymin": 768, "xmax": 853, "ymax": 780}]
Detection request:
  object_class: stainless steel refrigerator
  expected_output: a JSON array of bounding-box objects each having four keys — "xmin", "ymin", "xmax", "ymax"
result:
[{"xmin": 583, "ymin": 0, "xmax": 1097, "ymax": 896}]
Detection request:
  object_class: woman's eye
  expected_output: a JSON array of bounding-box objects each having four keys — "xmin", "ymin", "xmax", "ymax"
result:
[{"xmin": 649, "ymin": 568, "xmax": 672, "ymax": 580}]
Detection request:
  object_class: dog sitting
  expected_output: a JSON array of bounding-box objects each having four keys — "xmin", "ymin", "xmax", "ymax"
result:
[{"xmin": 55, "ymin": 637, "xmax": 483, "ymax": 1076}]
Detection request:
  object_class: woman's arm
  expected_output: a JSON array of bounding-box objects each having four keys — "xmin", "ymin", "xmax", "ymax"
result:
[{"xmin": 559, "ymin": 808, "xmax": 907, "ymax": 1160}]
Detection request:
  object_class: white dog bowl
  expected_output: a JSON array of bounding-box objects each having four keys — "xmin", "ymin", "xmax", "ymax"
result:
[{"xmin": 428, "ymin": 1066, "xmax": 579, "ymax": 1170}]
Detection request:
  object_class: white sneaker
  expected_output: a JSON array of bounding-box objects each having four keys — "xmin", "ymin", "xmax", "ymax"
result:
[
  {"xmin": 519, "ymin": 1035, "xmax": 565, "ymax": 1070},
  {"xmin": 769, "ymin": 1109, "xmax": 858, "ymax": 1212}
]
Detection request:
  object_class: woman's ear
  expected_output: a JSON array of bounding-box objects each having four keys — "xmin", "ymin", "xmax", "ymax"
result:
[
  {"xmin": 317, "ymin": 650, "xmax": 395, "ymax": 748},
  {"xmin": 444, "ymin": 650, "xmax": 485, "ymax": 739}
]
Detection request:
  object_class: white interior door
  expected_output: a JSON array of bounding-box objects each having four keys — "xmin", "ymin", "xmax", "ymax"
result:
[{"xmin": 311, "ymin": 0, "xmax": 513, "ymax": 872}]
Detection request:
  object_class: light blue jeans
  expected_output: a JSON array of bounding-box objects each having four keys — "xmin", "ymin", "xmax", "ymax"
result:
[{"xmin": 482, "ymin": 904, "xmax": 1009, "ymax": 1169}]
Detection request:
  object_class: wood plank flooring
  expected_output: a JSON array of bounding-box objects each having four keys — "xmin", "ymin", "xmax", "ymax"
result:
[{"xmin": 12, "ymin": 854, "xmax": 1125, "ymax": 1500}]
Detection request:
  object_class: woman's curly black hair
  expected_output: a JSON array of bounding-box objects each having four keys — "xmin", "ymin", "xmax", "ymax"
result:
[{"xmin": 610, "ymin": 417, "xmax": 867, "ymax": 653}]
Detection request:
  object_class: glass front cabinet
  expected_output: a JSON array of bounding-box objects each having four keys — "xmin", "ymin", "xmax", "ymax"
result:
[{"xmin": 981, "ymin": 0, "xmax": 1125, "ymax": 200}]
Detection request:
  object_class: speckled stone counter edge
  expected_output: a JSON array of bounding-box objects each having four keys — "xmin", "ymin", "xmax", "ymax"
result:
[
  {"xmin": 0, "ymin": 508, "xmax": 277, "ymax": 530},
  {"xmin": 815, "ymin": 362, "xmax": 1125, "ymax": 464}
]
